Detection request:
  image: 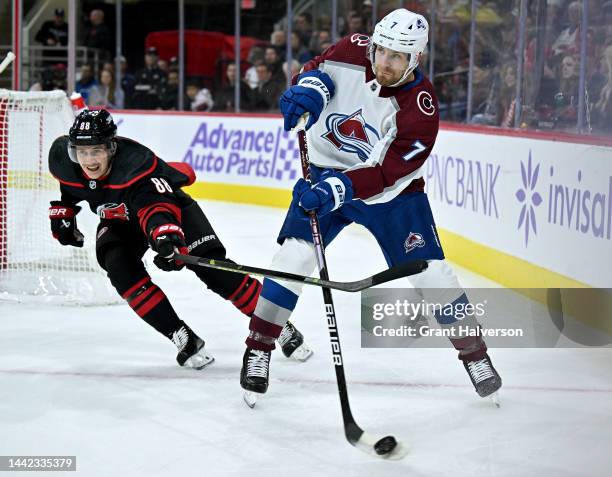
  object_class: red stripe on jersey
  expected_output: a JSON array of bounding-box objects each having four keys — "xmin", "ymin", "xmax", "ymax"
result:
[
  {"xmin": 134, "ymin": 290, "xmax": 166, "ymax": 317},
  {"xmin": 102, "ymin": 156, "xmax": 158, "ymax": 189},
  {"xmin": 121, "ymin": 276, "xmax": 151, "ymax": 299},
  {"xmin": 137, "ymin": 202, "xmax": 182, "ymax": 234},
  {"xmin": 51, "ymin": 174, "xmax": 86, "ymax": 189}
]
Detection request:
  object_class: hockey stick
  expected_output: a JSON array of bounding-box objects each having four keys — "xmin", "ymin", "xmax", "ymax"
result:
[
  {"xmin": 173, "ymin": 253, "xmax": 427, "ymax": 293},
  {"xmin": 0, "ymin": 52, "xmax": 16, "ymax": 74},
  {"xmin": 296, "ymin": 121, "xmax": 408, "ymax": 460}
]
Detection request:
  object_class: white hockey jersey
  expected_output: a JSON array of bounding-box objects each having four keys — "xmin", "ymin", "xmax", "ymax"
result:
[{"xmin": 302, "ymin": 34, "xmax": 439, "ymax": 204}]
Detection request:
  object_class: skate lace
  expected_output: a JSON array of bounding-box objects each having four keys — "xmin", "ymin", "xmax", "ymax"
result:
[
  {"xmin": 171, "ymin": 326, "xmax": 189, "ymax": 352},
  {"xmin": 247, "ymin": 350, "xmax": 269, "ymax": 378},
  {"xmin": 277, "ymin": 323, "xmax": 294, "ymax": 347},
  {"xmin": 467, "ymin": 358, "xmax": 494, "ymax": 384}
]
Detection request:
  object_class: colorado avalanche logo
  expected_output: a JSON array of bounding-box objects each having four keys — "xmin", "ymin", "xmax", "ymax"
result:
[
  {"xmin": 404, "ymin": 232, "xmax": 425, "ymax": 253},
  {"xmin": 321, "ymin": 109, "xmax": 380, "ymax": 162}
]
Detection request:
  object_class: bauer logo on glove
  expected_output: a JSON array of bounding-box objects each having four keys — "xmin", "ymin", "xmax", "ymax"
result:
[
  {"xmin": 49, "ymin": 201, "xmax": 84, "ymax": 247},
  {"xmin": 296, "ymin": 169, "xmax": 354, "ymax": 217}
]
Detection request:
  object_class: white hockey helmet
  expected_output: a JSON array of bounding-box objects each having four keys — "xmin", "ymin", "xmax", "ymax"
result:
[{"xmin": 369, "ymin": 9, "xmax": 429, "ymax": 86}]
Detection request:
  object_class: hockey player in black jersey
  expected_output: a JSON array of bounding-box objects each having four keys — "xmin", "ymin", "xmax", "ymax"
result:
[{"xmin": 48, "ymin": 109, "xmax": 312, "ymax": 368}]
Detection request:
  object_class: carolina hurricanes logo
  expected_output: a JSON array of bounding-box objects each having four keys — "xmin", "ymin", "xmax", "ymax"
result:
[
  {"xmin": 404, "ymin": 232, "xmax": 425, "ymax": 253},
  {"xmin": 417, "ymin": 91, "xmax": 435, "ymax": 116},
  {"xmin": 97, "ymin": 202, "xmax": 129, "ymax": 220},
  {"xmin": 321, "ymin": 109, "xmax": 380, "ymax": 162}
]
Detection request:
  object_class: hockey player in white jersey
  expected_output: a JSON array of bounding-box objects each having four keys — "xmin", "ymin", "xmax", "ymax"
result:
[{"xmin": 240, "ymin": 9, "xmax": 502, "ymax": 401}]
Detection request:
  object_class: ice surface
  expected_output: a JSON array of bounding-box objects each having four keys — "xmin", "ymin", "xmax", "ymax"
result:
[{"xmin": 1, "ymin": 201, "xmax": 611, "ymax": 477}]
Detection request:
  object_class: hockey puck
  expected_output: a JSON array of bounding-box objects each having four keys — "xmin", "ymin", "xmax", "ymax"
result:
[{"xmin": 374, "ymin": 435, "xmax": 397, "ymax": 455}]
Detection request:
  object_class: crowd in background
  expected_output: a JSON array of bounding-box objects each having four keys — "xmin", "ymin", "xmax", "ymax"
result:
[{"xmin": 27, "ymin": 0, "xmax": 612, "ymax": 136}]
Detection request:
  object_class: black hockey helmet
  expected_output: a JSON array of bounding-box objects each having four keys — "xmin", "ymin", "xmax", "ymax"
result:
[{"xmin": 68, "ymin": 109, "xmax": 117, "ymax": 161}]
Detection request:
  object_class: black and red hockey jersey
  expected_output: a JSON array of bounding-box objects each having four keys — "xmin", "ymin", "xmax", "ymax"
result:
[{"xmin": 48, "ymin": 135, "xmax": 196, "ymax": 236}]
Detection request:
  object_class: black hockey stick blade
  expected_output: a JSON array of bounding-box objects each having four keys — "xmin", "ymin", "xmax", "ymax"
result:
[{"xmin": 173, "ymin": 253, "xmax": 428, "ymax": 293}]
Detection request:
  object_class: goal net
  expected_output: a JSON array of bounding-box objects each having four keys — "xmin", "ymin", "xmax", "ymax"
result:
[{"xmin": 0, "ymin": 89, "xmax": 120, "ymax": 305}]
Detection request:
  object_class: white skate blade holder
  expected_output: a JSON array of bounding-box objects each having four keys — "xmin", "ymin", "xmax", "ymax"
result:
[
  {"xmin": 243, "ymin": 391, "xmax": 259, "ymax": 409},
  {"xmin": 288, "ymin": 342, "xmax": 314, "ymax": 362},
  {"xmin": 489, "ymin": 392, "xmax": 501, "ymax": 408},
  {"xmin": 183, "ymin": 352, "xmax": 214, "ymax": 370}
]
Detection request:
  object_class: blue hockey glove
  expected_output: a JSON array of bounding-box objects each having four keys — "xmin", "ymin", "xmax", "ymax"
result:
[
  {"xmin": 298, "ymin": 170, "xmax": 353, "ymax": 217},
  {"xmin": 279, "ymin": 70, "xmax": 335, "ymax": 131}
]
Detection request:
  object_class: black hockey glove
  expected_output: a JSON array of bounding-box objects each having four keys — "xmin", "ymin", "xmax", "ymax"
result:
[
  {"xmin": 150, "ymin": 224, "xmax": 189, "ymax": 271},
  {"xmin": 49, "ymin": 201, "xmax": 84, "ymax": 247}
]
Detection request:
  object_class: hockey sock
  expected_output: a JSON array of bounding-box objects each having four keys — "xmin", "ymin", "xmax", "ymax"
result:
[
  {"xmin": 246, "ymin": 315, "xmax": 282, "ymax": 352},
  {"xmin": 450, "ymin": 334, "xmax": 488, "ymax": 361},
  {"xmin": 245, "ymin": 278, "xmax": 300, "ymax": 351},
  {"xmin": 121, "ymin": 276, "xmax": 186, "ymax": 339},
  {"xmin": 430, "ymin": 292, "xmax": 488, "ymax": 361},
  {"xmin": 226, "ymin": 275, "xmax": 262, "ymax": 317}
]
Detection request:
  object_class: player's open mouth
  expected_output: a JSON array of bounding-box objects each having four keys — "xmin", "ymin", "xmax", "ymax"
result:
[{"xmin": 86, "ymin": 165, "xmax": 100, "ymax": 172}]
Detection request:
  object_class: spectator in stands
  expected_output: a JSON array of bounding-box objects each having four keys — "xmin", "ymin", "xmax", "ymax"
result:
[
  {"xmin": 186, "ymin": 79, "xmax": 214, "ymax": 112},
  {"xmin": 35, "ymin": 8, "xmax": 68, "ymax": 65},
  {"xmin": 159, "ymin": 70, "xmax": 189, "ymax": 110},
  {"xmin": 310, "ymin": 30, "xmax": 331, "ymax": 56},
  {"xmin": 116, "ymin": 56, "xmax": 135, "ymax": 109},
  {"xmin": 498, "ymin": 63, "xmax": 517, "ymax": 128},
  {"xmin": 592, "ymin": 44, "xmax": 612, "ymax": 133},
  {"xmin": 88, "ymin": 68, "xmax": 125, "ymax": 109},
  {"xmin": 270, "ymin": 30, "xmax": 287, "ymax": 51},
  {"xmin": 315, "ymin": 14, "xmax": 332, "ymax": 40},
  {"xmin": 251, "ymin": 64, "xmax": 284, "ymax": 111},
  {"xmin": 361, "ymin": 0, "xmax": 374, "ymax": 35},
  {"xmin": 131, "ymin": 47, "xmax": 167, "ymax": 110},
  {"xmin": 213, "ymin": 63, "xmax": 253, "ymax": 112},
  {"xmin": 245, "ymin": 46, "xmax": 265, "ymax": 89},
  {"xmin": 84, "ymin": 9, "xmax": 112, "ymax": 58},
  {"xmin": 102, "ymin": 61, "xmax": 115, "ymax": 74},
  {"xmin": 264, "ymin": 46, "xmax": 284, "ymax": 82},
  {"xmin": 169, "ymin": 56, "xmax": 179, "ymax": 73},
  {"xmin": 552, "ymin": 54, "xmax": 580, "ymax": 130},
  {"xmin": 282, "ymin": 59, "xmax": 301, "ymax": 84},
  {"xmin": 294, "ymin": 12, "xmax": 314, "ymax": 47},
  {"xmin": 30, "ymin": 68, "xmax": 56, "ymax": 92},
  {"xmin": 75, "ymin": 64, "xmax": 98, "ymax": 103},
  {"xmin": 291, "ymin": 32, "xmax": 313, "ymax": 64},
  {"xmin": 551, "ymin": 1, "xmax": 582, "ymax": 60},
  {"xmin": 29, "ymin": 63, "xmax": 66, "ymax": 92},
  {"xmin": 52, "ymin": 63, "xmax": 68, "ymax": 91},
  {"xmin": 157, "ymin": 59, "xmax": 169, "ymax": 74},
  {"xmin": 343, "ymin": 11, "xmax": 365, "ymax": 36}
]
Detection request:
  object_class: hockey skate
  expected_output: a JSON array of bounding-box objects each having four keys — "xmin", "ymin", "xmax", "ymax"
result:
[
  {"xmin": 463, "ymin": 353, "xmax": 502, "ymax": 405},
  {"xmin": 278, "ymin": 321, "xmax": 313, "ymax": 362},
  {"xmin": 240, "ymin": 347, "xmax": 271, "ymax": 408},
  {"xmin": 172, "ymin": 325, "xmax": 214, "ymax": 370}
]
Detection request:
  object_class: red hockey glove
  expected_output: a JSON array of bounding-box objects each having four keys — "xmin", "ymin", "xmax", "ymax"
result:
[
  {"xmin": 150, "ymin": 224, "xmax": 189, "ymax": 271},
  {"xmin": 49, "ymin": 201, "xmax": 84, "ymax": 247}
]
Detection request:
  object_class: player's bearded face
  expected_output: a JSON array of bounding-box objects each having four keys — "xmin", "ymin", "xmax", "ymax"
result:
[
  {"xmin": 373, "ymin": 46, "xmax": 410, "ymax": 86},
  {"xmin": 75, "ymin": 145, "xmax": 111, "ymax": 179}
]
